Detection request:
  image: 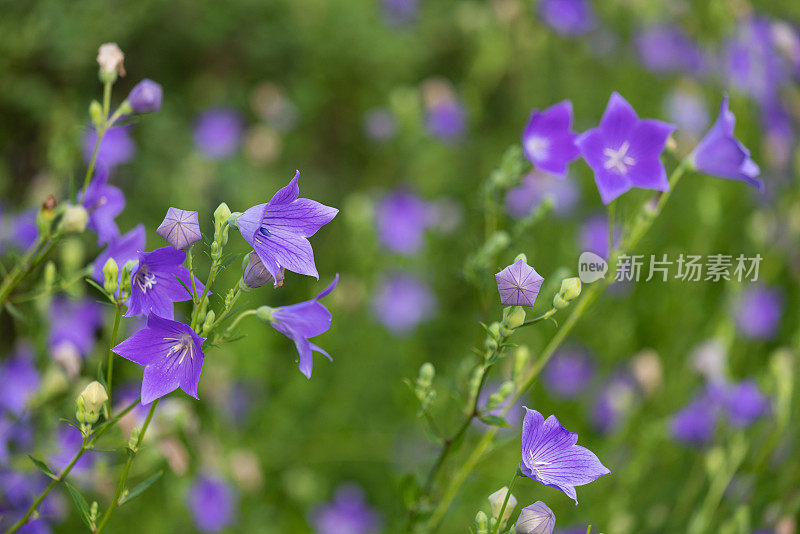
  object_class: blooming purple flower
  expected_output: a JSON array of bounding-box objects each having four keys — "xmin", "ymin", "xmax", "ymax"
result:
[
  {"xmin": 635, "ymin": 25, "xmax": 707, "ymax": 75},
  {"xmin": 187, "ymin": 475, "xmax": 237, "ymax": 533},
  {"xmin": 193, "ymin": 108, "xmax": 244, "ymax": 159},
  {"xmin": 264, "ymin": 275, "xmax": 338, "ymax": 378},
  {"xmin": 690, "ymin": 94, "xmax": 763, "ymax": 192},
  {"xmin": 127, "ymin": 79, "xmax": 163, "ymax": 113},
  {"xmin": 539, "ymin": 0, "xmax": 595, "ymax": 36},
  {"xmin": 671, "ymin": 395, "xmax": 717, "ymax": 447},
  {"xmin": 520, "ymin": 408, "xmax": 610, "ymax": 504},
  {"xmin": 735, "ymin": 285, "xmax": 783, "ymax": 340},
  {"xmin": 515, "ymin": 501, "xmax": 556, "ymax": 534},
  {"xmin": 543, "ymin": 347, "xmax": 595, "ymax": 399},
  {"xmin": 722, "ymin": 380, "xmax": 770, "ymax": 427},
  {"xmin": 0, "ymin": 346, "xmax": 39, "ymax": 417},
  {"xmin": 495, "ymin": 259, "xmax": 544, "ymax": 307},
  {"xmin": 505, "ymin": 171, "xmax": 579, "ymax": 219},
  {"xmin": 579, "ymin": 214, "xmax": 619, "ymax": 260},
  {"xmin": 125, "ymin": 246, "xmax": 204, "ymax": 320},
  {"xmin": 83, "ymin": 126, "xmax": 136, "ymax": 169},
  {"xmin": 522, "ymin": 101, "xmax": 580, "ymax": 177},
  {"xmin": 78, "ymin": 164, "xmax": 125, "ymax": 246},
  {"xmin": 236, "ymin": 171, "xmax": 338, "ymax": 279},
  {"xmin": 577, "ymin": 92, "xmax": 675, "ymax": 204},
  {"xmin": 48, "ymin": 297, "xmax": 103, "ymax": 358},
  {"xmin": 363, "ymin": 108, "xmax": 397, "ymax": 142},
  {"xmin": 93, "ymin": 224, "xmax": 146, "ymax": 282},
  {"xmin": 376, "ymin": 190, "xmax": 432, "ymax": 255},
  {"xmin": 156, "ymin": 207, "xmax": 202, "ymax": 250},
  {"xmin": 113, "ymin": 314, "xmax": 206, "ymax": 404},
  {"xmin": 310, "ymin": 484, "xmax": 380, "ymax": 534},
  {"xmin": 371, "ymin": 272, "xmax": 436, "ymax": 334},
  {"xmin": 426, "ymin": 99, "xmax": 466, "ymax": 142}
]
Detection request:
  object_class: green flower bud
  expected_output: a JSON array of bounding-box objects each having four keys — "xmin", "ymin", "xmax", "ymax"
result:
[
  {"xmin": 487, "ymin": 381, "xmax": 514, "ymax": 409},
  {"xmin": 60, "ymin": 204, "xmax": 89, "ymax": 233},
  {"xmin": 255, "ymin": 306, "xmax": 274, "ymax": 322},
  {"xmin": 474, "ymin": 511, "xmax": 489, "ymax": 534},
  {"xmin": 102, "ymin": 258, "xmax": 119, "ymax": 295},
  {"xmin": 76, "ymin": 381, "xmax": 108, "ymax": 425},
  {"xmin": 553, "ymin": 277, "xmax": 581, "ymax": 309},
  {"xmin": 127, "ymin": 427, "xmax": 140, "ymax": 452},
  {"xmin": 211, "ymin": 241, "xmax": 221, "ymax": 259},
  {"xmin": 514, "ymin": 252, "xmax": 528, "ymax": 263},
  {"xmin": 202, "ymin": 310, "xmax": 216, "ymax": 335},
  {"xmin": 43, "ymin": 261, "xmax": 57, "ymax": 288},
  {"xmin": 214, "ymin": 202, "xmax": 232, "ymax": 228},
  {"xmin": 119, "ymin": 260, "xmax": 136, "ymax": 298},
  {"xmin": 89, "ymin": 100, "xmax": 104, "ymax": 128},
  {"xmin": 504, "ymin": 306, "xmax": 526, "ymax": 330},
  {"xmin": 418, "ymin": 362, "xmax": 435, "ymax": 389},
  {"xmin": 513, "ymin": 346, "xmax": 530, "ymax": 381}
]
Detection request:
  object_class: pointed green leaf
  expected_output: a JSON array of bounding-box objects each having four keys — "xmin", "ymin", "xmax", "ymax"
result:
[
  {"xmin": 477, "ymin": 415, "xmax": 509, "ymax": 427},
  {"xmin": 64, "ymin": 481, "xmax": 92, "ymax": 528},
  {"xmin": 119, "ymin": 470, "xmax": 164, "ymax": 505},
  {"xmin": 27, "ymin": 455, "xmax": 57, "ymax": 480}
]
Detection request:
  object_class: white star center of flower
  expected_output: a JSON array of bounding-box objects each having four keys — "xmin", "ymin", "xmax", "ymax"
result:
[
  {"xmin": 166, "ymin": 334, "xmax": 195, "ymax": 365},
  {"xmin": 603, "ymin": 141, "xmax": 635, "ymax": 174},
  {"xmin": 134, "ymin": 267, "xmax": 157, "ymax": 292},
  {"xmin": 524, "ymin": 135, "xmax": 550, "ymax": 161}
]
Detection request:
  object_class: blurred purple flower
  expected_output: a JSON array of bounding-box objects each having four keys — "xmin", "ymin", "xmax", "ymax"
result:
[
  {"xmin": 426, "ymin": 99, "xmax": 466, "ymax": 142},
  {"xmin": 635, "ymin": 25, "xmax": 707, "ymax": 75},
  {"xmin": 9, "ymin": 210, "xmax": 38, "ymax": 250},
  {"xmin": 363, "ymin": 108, "xmax": 397, "ymax": 142},
  {"xmin": 187, "ymin": 475, "xmax": 237, "ymax": 533},
  {"xmin": 591, "ymin": 372, "xmax": 638, "ymax": 434},
  {"xmin": 505, "ymin": 171, "xmax": 579, "ymax": 219},
  {"xmin": 577, "ymin": 92, "xmax": 675, "ymax": 204},
  {"xmin": 113, "ymin": 314, "xmax": 206, "ymax": 404},
  {"xmin": 496, "ymin": 259, "xmax": 544, "ymax": 307},
  {"xmin": 522, "ymin": 100, "xmax": 580, "ymax": 177},
  {"xmin": 92, "ymin": 224, "xmax": 146, "ymax": 282},
  {"xmin": 371, "ymin": 272, "xmax": 436, "ymax": 335},
  {"xmin": 0, "ymin": 346, "xmax": 40, "ymax": 417},
  {"xmin": 761, "ymin": 98, "xmax": 795, "ymax": 169},
  {"xmin": 671, "ymin": 395, "xmax": 717, "ymax": 447},
  {"xmin": 310, "ymin": 484, "xmax": 380, "ymax": 534},
  {"xmin": 50, "ymin": 426, "xmax": 94, "ymax": 474},
  {"xmin": 735, "ymin": 285, "xmax": 783, "ymax": 340},
  {"xmin": 125, "ymin": 246, "xmax": 203, "ymax": 320},
  {"xmin": 724, "ymin": 18, "xmax": 785, "ymax": 104},
  {"xmin": 579, "ymin": 214, "xmax": 619, "ymax": 260},
  {"xmin": 477, "ymin": 382, "xmax": 524, "ymax": 428},
  {"xmin": 237, "ymin": 171, "xmax": 338, "ymax": 279},
  {"xmin": 543, "ymin": 347, "xmax": 595, "ymax": 399},
  {"xmin": 48, "ymin": 297, "xmax": 103, "ymax": 358},
  {"xmin": 376, "ymin": 190, "xmax": 432, "ymax": 255},
  {"xmin": 520, "ymin": 408, "xmax": 610, "ymax": 504},
  {"xmin": 539, "ymin": 0, "xmax": 595, "ymax": 36},
  {"xmin": 156, "ymin": 208, "xmax": 201, "ymax": 250},
  {"xmin": 78, "ymin": 164, "xmax": 125, "ymax": 246},
  {"xmin": 382, "ymin": 0, "xmax": 419, "ymax": 26},
  {"xmin": 722, "ymin": 380, "xmax": 770, "ymax": 427},
  {"xmin": 127, "ymin": 79, "xmax": 163, "ymax": 114},
  {"xmin": 194, "ymin": 108, "xmax": 244, "ymax": 159},
  {"xmin": 664, "ymin": 89, "xmax": 709, "ymax": 138},
  {"xmin": 83, "ymin": 126, "xmax": 136, "ymax": 169}
]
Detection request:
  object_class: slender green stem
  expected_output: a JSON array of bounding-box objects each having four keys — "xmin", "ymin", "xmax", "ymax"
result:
[
  {"xmin": 95, "ymin": 399, "xmax": 159, "ymax": 534},
  {"xmin": 207, "ymin": 286, "xmax": 243, "ymax": 333},
  {"xmin": 519, "ymin": 307, "xmax": 557, "ymax": 328},
  {"xmin": 190, "ymin": 256, "xmax": 220, "ymax": 332},
  {"xmin": 186, "ymin": 249, "xmax": 199, "ymax": 302},
  {"xmin": 0, "ymin": 234, "xmax": 61, "ymax": 308},
  {"xmin": 492, "ymin": 471, "xmax": 519, "ymax": 534},
  {"xmin": 106, "ymin": 304, "xmax": 123, "ymax": 410},
  {"xmin": 225, "ymin": 308, "xmax": 256, "ymax": 334}
]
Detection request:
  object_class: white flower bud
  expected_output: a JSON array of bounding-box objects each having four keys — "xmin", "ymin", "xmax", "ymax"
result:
[
  {"xmin": 60, "ymin": 204, "xmax": 89, "ymax": 233},
  {"xmin": 515, "ymin": 501, "xmax": 555, "ymax": 534},
  {"xmin": 77, "ymin": 381, "xmax": 108, "ymax": 425},
  {"xmin": 488, "ymin": 487, "xmax": 517, "ymax": 524},
  {"xmin": 97, "ymin": 43, "xmax": 125, "ymax": 77}
]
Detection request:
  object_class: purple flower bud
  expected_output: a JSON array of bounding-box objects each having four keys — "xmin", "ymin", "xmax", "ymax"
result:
[
  {"xmin": 515, "ymin": 501, "xmax": 556, "ymax": 534},
  {"xmin": 242, "ymin": 251, "xmax": 284, "ymax": 288},
  {"xmin": 127, "ymin": 79, "xmax": 163, "ymax": 113},
  {"xmin": 495, "ymin": 259, "xmax": 544, "ymax": 307},
  {"xmin": 156, "ymin": 207, "xmax": 201, "ymax": 250}
]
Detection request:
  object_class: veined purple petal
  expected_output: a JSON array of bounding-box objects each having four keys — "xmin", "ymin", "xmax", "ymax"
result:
[
  {"xmin": 496, "ymin": 259, "xmax": 544, "ymax": 307},
  {"xmin": 157, "ymin": 208, "xmax": 201, "ymax": 250},
  {"xmin": 93, "ymin": 225, "xmax": 146, "ymax": 282}
]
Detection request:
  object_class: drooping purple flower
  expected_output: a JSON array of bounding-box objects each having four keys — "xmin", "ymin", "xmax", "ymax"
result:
[
  {"xmin": 127, "ymin": 79, "xmax": 163, "ymax": 114},
  {"xmin": 371, "ymin": 272, "xmax": 436, "ymax": 335},
  {"xmin": 0, "ymin": 346, "xmax": 39, "ymax": 417},
  {"xmin": 48, "ymin": 297, "xmax": 103, "ymax": 358},
  {"xmin": 577, "ymin": 92, "xmax": 675, "ymax": 204},
  {"xmin": 721, "ymin": 380, "xmax": 770, "ymax": 427},
  {"xmin": 310, "ymin": 484, "xmax": 381, "ymax": 534},
  {"xmin": 382, "ymin": 0, "xmax": 419, "ymax": 26},
  {"xmin": 671, "ymin": 395, "xmax": 717, "ymax": 447},
  {"xmin": 522, "ymin": 101, "xmax": 580, "ymax": 177},
  {"xmin": 236, "ymin": 171, "xmax": 338, "ymax": 279},
  {"xmin": 735, "ymin": 285, "xmax": 783, "ymax": 340},
  {"xmin": 156, "ymin": 207, "xmax": 201, "ymax": 250},
  {"xmin": 376, "ymin": 190, "xmax": 432, "ymax": 255},
  {"xmin": 187, "ymin": 475, "xmax": 237, "ymax": 533},
  {"xmin": 635, "ymin": 25, "xmax": 708, "ymax": 75},
  {"xmin": 495, "ymin": 259, "xmax": 544, "ymax": 307},
  {"xmin": 579, "ymin": 214, "xmax": 619, "ymax": 260},
  {"xmin": 520, "ymin": 408, "xmax": 610, "ymax": 504},
  {"xmin": 125, "ymin": 246, "xmax": 204, "ymax": 320},
  {"xmin": 591, "ymin": 372, "xmax": 638, "ymax": 434},
  {"xmin": 542, "ymin": 347, "xmax": 595, "ymax": 399},
  {"xmin": 83, "ymin": 126, "xmax": 136, "ymax": 169},
  {"xmin": 112, "ymin": 314, "xmax": 206, "ymax": 404},
  {"xmin": 264, "ymin": 275, "xmax": 338, "ymax": 378},
  {"xmin": 193, "ymin": 108, "xmax": 244, "ymax": 160},
  {"xmin": 92, "ymin": 224, "xmax": 146, "ymax": 282},
  {"xmin": 664, "ymin": 88, "xmax": 709, "ymax": 138},
  {"xmin": 363, "ymin": 108, "xmax": 397, "ymax": 142},
  {"xmin": 78, "ymin": 164, "xmax": 125, "ymax": 246},
  {"xmin": 690, "ymin": 94, "xmax": 763, "ymax": 192},
  {"xmin": 505, "ymin": 171, "xmax": 580, "ymax": 219},
  {"xmin": 515, "ymin": 501, "xmax": 556, "ymax": 534},
  {"xmin": 539, "ymin": 0, "xmax": 595, "ymax": 36},
  {"xmin": 426, "ymin": 99, "xmax": 466, "ymax": 142}
]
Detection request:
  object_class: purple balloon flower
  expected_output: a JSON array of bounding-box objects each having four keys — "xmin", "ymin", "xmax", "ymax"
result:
[
  {"xmin": 79, "ymin": 164, "xmax": 125, "ymax": 246},
  {"xmin": 113, "ymin": 315, "xmax": 206, "ymax": 404},
  {"xmin": 156, "ymin": 208, "xmax": 201, "ymax": 251},
  {"xmin": 193, "ymin": 108, "xmax": 244, "ymax": 160},
  {"xmin": 127, "ymin": 78, "xmax": 163, "ymax": 114},
  {"xmin": 93, "ymin": 224, "xmax": 146, "ymax": 282},
  {"xmin": 125, "ymin": 246, "xmax": 204, "ymax": 320},
  {"xmin": 515, "ymin": 501, "xmax": 556, "ymax": 534},
  {"xmin": 635, "ymin": 25, "xmax": 707, "ymax": 75},
  {"xmin": 310, "ymin": 484, "xmax": 380, "ymax": 534},
  {"xmin": 577, "ymin": 92, "xmax": 675, "ymax": 204},
  {"xmin": 376, "ymin": 190, "xmax": 432, "ymax": 255},
  {"xmin": 539, "ymin": 0, "xmax": 595, "ymax": 36},
  {"xmin": 48, "ymin": 297, "xmax": 103, "ymax": 358},
  {"xmin": 426, "ymin": 99, "xmax": 466, "ymax": 142},
  {"xmin": 505, "ymin": 171, "xmax": 579, "ymax": 219},
  {"xmin": 371, "ymin": 272, "xmax": 436, "ymax": 335},
  {"xmin": 735, "ymin": 285, "xmax": 783, "ymax": 340},
  {"xmin": 496, "ymin": 259, "xmax": 544, "ymax": 307},
  {"xmin": 187, "ymin": 475, "xmax": 237, "ymax": 533},
  {"xmin": 690, "ymin": 94, "xmax": 763, "ymax": 192},
  {"xmin": 83, "ymin": 126, "xmax": 136, "ymax": 169},
  {"xmin": 0, "ymin": 346, "xmax": 39, "ymax": 417},
  {"xmin": 543, "ymin": 347, "xmax": 595, "ymax": 399},
  {"xmin": 522, "ymin": 100, "xmax": 580, "ymax": 177},
  {"xmin": 265, "ymin": 275, "xmax": 338, "ymax": 378},
  {"xmin": 520, "ymin": 408, "xmax": 610, "ymax": 504},
  {"xmin": 237, "ymin": 171, "xmax": 338, "ymax": 279}
]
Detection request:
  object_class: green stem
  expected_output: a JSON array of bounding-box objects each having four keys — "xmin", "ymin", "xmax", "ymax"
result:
[
  {"xmin": 106, "ymin": 304, "xmax": 123, "ymax": 411},
  {"xmin": 186, "ymin": 249, "xmax": 199, "ymax": 302},
  {"xmin": 225, "ymin": 308, "xmax": 256, "ymax": 334},
  {"xmin": 519, "ymin": 307, "xmax": 557, "ymax": 328},
  {"xmin": 0, "ymin": 235, "xmax": 59, "ymax": 308},
  {"xmin": 95, "ymin": 399, "xmax": 159, "ymax": 534},
  {"xmin": 492, "ymin": 470, "xmax": 519, "ymax": 534}
]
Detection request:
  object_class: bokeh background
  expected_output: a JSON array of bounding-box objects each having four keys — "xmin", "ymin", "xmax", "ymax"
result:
[{"xmin": 1, "ymin": 0, "xmax": 799, "ymax": 532}]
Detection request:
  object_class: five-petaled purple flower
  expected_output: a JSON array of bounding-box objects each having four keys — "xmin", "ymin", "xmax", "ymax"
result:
[
  {"xmin": 78, "ymin": 164, "xmax": 125, "ymax": 246},
  {"xmin": 520, "ymin": 408, "xmax": 610, "ymax": 504},
  {"xmin": 125, "ymin": 246, "xmax": 204, "ymax": 320},
  {"xmin": 237, "ymin": 171, "xmax": 338, "ymax": 279},
  {"xmin": 577, "ymin": 92, "xmax": 675, "ymax": 204},
  {"xmin": 187, "ymin": 475, "xmax": 237, "ymax": 533},
  {"xmin": 690, "ymin": 94, "xmax": 763, "ymax": 192},
  {"xmin": 156, "ymin": 207, "xmax": 202, "ymax": 250},
  {"xmin": 93, "ymin": 224, "xmax": 146, "ymax": 282},
  {"xmin": 262, "ymin": 275, "xmax": 338, "ymax": 378},
  {"xmin": 113, "ymin": 315, "xmax": 206, "ymax": 404},
  {"xmin": 496, "ymin": 259, "xmax": 544, "ymax": 307},
  {"xmin": 127, "ymin": 79, "xmax": 163, "ymax": 114},
  {"xmin": 522, "ymin": 101, "xmax": 580, "ymax": 177}
]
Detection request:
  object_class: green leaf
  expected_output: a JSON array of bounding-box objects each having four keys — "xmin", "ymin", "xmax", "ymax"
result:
[
  {"xmin": 5, "ymin": 302, "xmax": 27, "ymax": 322},
  {"xmin": 119, "ymin": 470, "xmax": 164, "ymax": 505},
  {"xmin": 27, "ymin": 455, "xmax": 57, "ymax": 480},
  {"xmin": 173, "ymin": 274, "xmax": 194, "ymax": 299},
  {"xmin": 64, "ymin": 481, "xmax": 92, "ymax": 528},
  {"xmin": 477, "ymin": 415, "xmax": 509, "ymax": 427}
]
